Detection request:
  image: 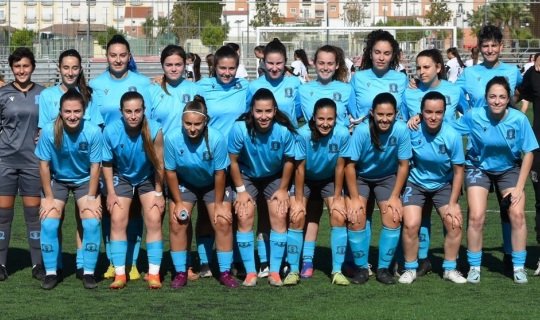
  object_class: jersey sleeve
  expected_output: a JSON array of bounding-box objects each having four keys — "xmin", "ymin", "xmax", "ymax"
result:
[
  {"xmin": 520, "ymin": 68, "xmax": 534, "ymax": 101},
  {"xmin": 283, "ymin": 129, "xmax": 296, "ymax": 158},
  {"xmin": 519, "ymin": 117, "xmax": 539, "ymax": 153},
  {"xmin": 227, "ymin": 122, "xmax": 245, "ymax": 155},
  {"xmin": 101, "ymin": 129, "xmax": 113, "ymax": 162},
  {"xmin": 212, "ymin": 132, "xmax": 231, "ymax": 171},
  {"xmin": 344, "ymin": 125, "xmax": 365, "ymax": 161},
  {"xmin": 397, "ymin": 126, "xmax": 412, "ymax": 160},
  {"xmin": 452, "ymin": 111, "xmax": 472, "ymax": 136},
  {"xmin": 35, "ymin": 127, "xmax": 53, "ymax": 161},
  {"xmin": 295, "ymin": 133, "xmax": 307, "ymax": 161},
  {"xmin": 449, "ymin": 130, "xmax": 465, "ymax": 165},
  {"xmin": 38, "ymin": 92, "xmax": 53, "ymax": 129},
  {"xmin": 89, "ymin": 127, "xmax": 103, "ymax": 164},
  {"xmin": 163, "ymin": 132, "xmax": 177, "ymax": 171},
  {"xmin": 455, "ymin": 72, "xmax": 471, "ymax": 112}
]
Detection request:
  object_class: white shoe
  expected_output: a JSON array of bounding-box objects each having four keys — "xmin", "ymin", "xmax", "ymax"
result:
[
  {"xmin": 368, "ymin": 263, "xmax": 374, "ymax": 277},
  {"xmin": 534, "ymin": 259, "xmax": 540, "ymax": 276},
  {"xmin": 257, "ymin": 265, "xmax": 269, "ymax": 278},
  {"xmin": 467, "ymin": 268, "xmax": 481, "ymax": 284},
  {"xmin": 398, "ymin": 269, "xmax": 416, "ymax": 284},
  {"xmin": 514, "ymin": 268, "xmax": 528, "ymax": 284},
  {"xmin": 443, "ymin": 269, "xmax": 467, "ymax": 284}
]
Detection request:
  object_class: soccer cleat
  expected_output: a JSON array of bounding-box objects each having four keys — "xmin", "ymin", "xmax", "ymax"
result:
[
  {"xmin": 534, "ymin": 259, "xmax": 540, "ymax": 276},
  {"xmin": 268, "ymin": 272, "xmax": 283, "ymax": 287},
  {"xmin": 300, "ymin": 261, "xmax": 314, "ymax": 279},
  {"xmin": 467, "ymin": 268, "xmax": 481, "ymax": 284},
  {"xmin": 283, "ymin": 272, "xmax": 300, "ymax": 286},
  {"xmin": 513, "ymin": 268, "xmax": 528, "ymax": 284},
  {"xmin": 416, "ymin": 258, "xmax": 432, "ymax": 277},
  {"xmin": 187, "ymin": 267, "xmax": 200, "ymax": 281},
  {"xmin": 242, "ymin": 272, "xmax": 258, "ymax": 287},
  {"xmin": 219, "ymin": 270, "xmax": 239, "ymax": 288},
  {"xmin": 41, "ymin": 275, "xmax": 58, "ymax": 290},
  {"xmin": 76, "ymin": 268, "xmax": 84, "ymax": 280},
  {"xmin": 0, "ymin": 265, "xmax": 7, "ymax": 281},
  {"xmin": 110, "ymin": 275, "xmax": 127, "ymax": 289},
  {"xmin": 281, "ymin": 263, "xmax": 290, "ymax": 278},
  {"xmin": 147, "ymin": 273, "xmax": 162, "ymax": 289},
  {"xmin": 82, "ymin": 274, "xmax": 98, "ymax": 289},
  {"xmin": 231, "ymin": 263, "xmax": 246, "ymax": 278},
  {"xmin": 32, "ymin": 264, "xmax": 46, "ymax": 281},
  {"xmin": 128, "ymin": 265, "xmax": 141, "ymax": 281},
  {"xmin": 56, "ymin": 269, "xmax": 64, "ymax": 283},
  {"xmin": 443, "ymin": 270, "xmax": 467, "ymax": 284},
  {"xmin": 170, "ymin": 272, "xmax": 187, "ymax": 289},
  {"xmin": 350, "ymin": 268, "xmax": 370, "ymax": 285},
  {"xmin": 398, "ymin": 270, "xmax": 416, "ymax": 284},
  {"xmin": 331, "ymin": 272, "xmax": 350, "ymax": 286},
  {"xmin": 198, "ymin": 264, "xmax": 212, "ymax": 278},
  {"xmin": 342, "ymin": 261, "xmax": 358, "ymax": 278},
  {"xmin": 103, "ymin": 264, "xmax": 115, "ymax": 279},
  {"xmin": 376, "ymin": 268, "xmax": 396, "ymax": 285},
  {"xmin": 257, "ymin": 262, "xmax": 269, "ymax": 278}
]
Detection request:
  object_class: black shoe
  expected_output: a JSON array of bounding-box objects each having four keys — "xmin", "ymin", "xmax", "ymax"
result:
[
  {"xmin": 32, "ymin": 264, "xmax": 46, "ymax": 281},
  {"xmin": 376, "ymin": 268, "xmax": 396, "ymax": 285},
  {"xmin": 41, "ymin": 275, "xmax": 58, "ymax": 290},
  {"xmin": 76, "ymin": 268, "xmax": 84, "ymax": 280},
  {"xmin": 231, "ymin": 263, "xmax": 246, "ymax": 278},
  {"xmin": 82, "ymin": 274, "xmax": 98, "ymax": 289},
  {"xmin": 416, "ymin": 258, "xmax": 432, "ymax": 277},
  {"xmin": 393, "ymin": 262, "xmax": 405, "ymax": 277},
  {"xmin": 350, "ymin": 268, "xmax": 370, "ymax": 285},
  {"xmin": 56, "ymin": 269, "xmax": 64, "ymax": 282},
  {"xmin": 0, "ymin": 265, "xmax": 7, "ymax": 281}
]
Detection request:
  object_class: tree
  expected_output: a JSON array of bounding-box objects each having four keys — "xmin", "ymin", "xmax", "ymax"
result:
[
  {"xmin": 343, "ymin": 0, "xmax": 368, "ymax": 27},
  {"xmin": 250, "ymin": 0, "xmax": 284, "ymax": 28},
  {"xmin": 170, "ymin": 2, "xmax": 199, "ymax": 45},
  {"xmin": 490, "ymin": 0, "xmax": 533, "ymax": 47},
  {"xmin": 425, "ymin": 0, "xmax": 453, "ymax": 39},
  {"xmin": 375, "ymin": 19, "xmax": 424, "ymax": 42},
  {"xmin": 11, "ymin": 29, "xmax": 36, "ymax": 50},
  {"xmin": 201, "ymin": 20, "xmax": 226, "ymax": 49},
  {"xmin": 96, "ymin": 27, "xmax": 125, "ymax": 49},
  {"xmin": 466, "ymin": 7, "xmax": 489, "ymax": 37}
]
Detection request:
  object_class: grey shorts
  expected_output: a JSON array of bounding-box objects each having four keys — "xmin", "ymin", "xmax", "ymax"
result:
[
  {"xmin": 289, "ymin": 178, "xmax": 335, "ymax": 200},
  {"xmin": 402, "ymin": 181, "xmax": 454, "ymax": 209},
  {"xmin": 170, "ymin": 181, "xmax": 233, "ymax": 205},
  {"xmin": 464, "ymin": 166, "xmax": 519, "ymax": 192},
  {"xmin": 349, "ymin": 174, "xmax": 396, "ymax": 202},
  {"xmin": 0, "ymin": 165, "xmax": 41, "ymax": 197},
  {"xmin": 44, "ymin": 180, "xmax": 90, "ymax": 202},
  {"xmin": 242, "ymin": 173, "xmax": 284, "ymax": 201},
  {"xmin": 100, "ymin": 174, "xmax": 155, "ymax": 199}
]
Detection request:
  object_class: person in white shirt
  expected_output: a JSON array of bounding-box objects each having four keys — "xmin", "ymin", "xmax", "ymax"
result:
[
  {"xmin": 291, "ymin": 49, "xmax": 310, "ymax": 83},
  {"xmin": 445, "ymin": 47, "xmax": 465, "ymax": 83}
]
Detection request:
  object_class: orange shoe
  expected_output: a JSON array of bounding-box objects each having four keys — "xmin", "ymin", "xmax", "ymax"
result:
[
  {"xmin": 147, "ymin": 273, "xmax": 162, "ymax": 289},
  {"xmin": 187, "ymin": 267, "xmax": 199, "ymax": 281},
  {"xmin": 242, "ymin": 272, "xmax": 258, "ymax": 287},
  {"xmin": 268, "ymin": 272, "xmax": 283, "ymax": 287},
  {"xmin": 110, "ymin": 274, "xmax": 127, "ymax": 289}
]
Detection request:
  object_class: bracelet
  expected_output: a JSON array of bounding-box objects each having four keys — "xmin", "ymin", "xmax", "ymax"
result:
[
  {"xmin": 236, "ymin": 185, "xmax": 246, "ymax": 193},
  {"xmin": 155, "ymin": 191, "xmax": 163, "ymax": 197},
  {"xmin": 87, "ymin": 195, "xmax": 96, "ymax": 201}
]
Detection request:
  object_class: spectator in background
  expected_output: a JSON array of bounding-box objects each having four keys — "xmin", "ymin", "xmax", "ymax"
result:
[
  {"xmin": 292, "ymin": 49, "xmax": 310, "ymax": 83},
  {"xmin": 522, "ymin": 54, "xmax": 535, "ymax": 75},
  {"xmin": 464, "ymin": 47, "xmax": 481, "ymax": 67},
  {"xmin": 205, "ymin": 54, "xmax": 214, "ymax": 77},
  {"xmin": 226, "ymin": 42, "xmax": 248, "ymax": 79},
  {"xmin": 445, "ymin": 47, "xmax": 465, "ymax": 83},
  {"xmin": 186, "ymin": 53, "xmax": 201, "ymax": 82},
  {"xmin": 254, "ymin": 45, "xmax": 265, "ymax": 77},
  {"xmin": 396, "ymin": 49, "xmax": 407, "ymax": 74}
]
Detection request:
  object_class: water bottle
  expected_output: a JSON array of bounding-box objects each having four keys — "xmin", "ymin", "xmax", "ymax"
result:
[{"xmin": 177, "ymin": 209, "xmax": 189, "ymax": 221}]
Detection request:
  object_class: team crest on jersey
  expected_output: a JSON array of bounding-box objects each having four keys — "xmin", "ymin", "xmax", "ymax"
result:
[
  {"xmin": 9, "ymin": 96, "xmax": 14, "ymax": 102},
  {"xmin": 336, "ymin": 246, "xmax": 346, "ymax": 255},
  {"xmin": 182, "ymin": 94, "xmax": 191, "ymax": 104},
  {"xmin": 234, "ymin": 82, "xmax": 243, "ymax": 90},
  {"xmin": 203, "ymin": 151, "xmax": 213, "ymax": 161},
  {"xmin": 389, "ymin": 83, "xmax": 398, "ymax": 93},
  {"xmin": 104, "ymin": 89, "xmax": 109, "ymax": 95},
  {"xmin": 506, "ymin": 129, "xmax": 516, "ymax": 140},
  {"xmin": 388, "ymin": 136, "xmax": 397, "ymax": 146},
  {"xmin": 79, "ymin": 142, "xmax": 89, "ymax": 151},
  {"xmin": 29, "ymin": 231, "xmax": 40, "ymax": 240},
  {"xmin": 270, "ymin": 141, "xmax": 281, "ymax": 151},
  {"xmin": 329, "ymin": 143, "xmax": 339, "ymax": 153},
  {"xmin": 333, "ymin": 92, "xmax": 342, "ymax": 102},
  {"xmin": 284, "ymin": 87, "xmax": 293, "ymax": 98},
  {"xmin": 128, "ymin": 86, "xmax": 137, "ymax": 92},
  {"xmin": 445, "ymin": 95, "xmax": 451, "ymax": 105},
  {"xmin": 438, "ymin": 144, "xmax": 447, "ymax": 154},
  {"xmin": 86, "ymin": 243, "xmax": 98, "ymax": 252},
  {"xmin": 42, "ymin": 244, "xmax": 54, "ymax": 253}
]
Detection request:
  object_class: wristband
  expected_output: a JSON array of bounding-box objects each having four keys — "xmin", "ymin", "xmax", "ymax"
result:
[
  {"xmin": 87, "ymin": 195, "xmax": 96, "ymax": 201},
  {"xmin": 155, "ymin": 192, "xmax": 163, "ymax": 197},
  {"xmin": 236, "ymin": 185, "xmax": 246, "ymax": 193}
]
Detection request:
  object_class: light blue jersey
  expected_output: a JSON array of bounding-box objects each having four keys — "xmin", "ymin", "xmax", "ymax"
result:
[
  {"xmin": 455, "ymin": 62, "xmax": 522, "ymax": 110},
  {"xmin": 295, "ymin": 125, "xmax": 349, "ymax": 181},
  {"xmin": 89, "ymin": 71, "xmax": 151, "ymax": 126},
  {"xmin": 401, "ymin": 80, "xmax": 466, "ymax": 122},
  {"xmin": 146, "ymin": 81, "xmax": 202, "ymax": 135},
  {"xmin": 228, "ymin": 121, "xmax": 295, "ymax": 178},
  {"xmin": 345, "ymin": 120, "xmax": 412, "ymax": 179},
  {"xmin": 197, "ymin": 77, "xmax": 249, "ymax": 139},
  {"xmin": 298, "ymin": 80, "xmax": 355, "ymax": 127},
  {"xmin": 453, "ymin": 107, "xmax": 538, "ymax": 171},
  {"xmin": 409, "ymin": 122, "xmax": 465, "ymax": 190},
  {"xmin": 35, "ymin": 120, "xmax": 103, "ymax": 185},
  {"xmin": 102, "ymin": 118, "xmax": 161, "ymax": 186},
  {"xmin": 350, "ymin": 69, "xmax": 408, "ymax": 119},
  {"xmin": 164, "ymin": 126, "xmax": 230, "ymax": 189},
  {"xmin": 247, "ymin": 75, "xmax": 301, "ymax": 127},
  {"xmin": 38, "ymin": 85, "xmax": 103, "ymax": 128}
]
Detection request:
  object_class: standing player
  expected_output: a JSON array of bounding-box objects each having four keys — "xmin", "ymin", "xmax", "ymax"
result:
[
  {"xmin": 399, "ymin": 91, "xmax": 466, "ymax": 284},
  {"xmin": 102, "ymin": 92, "xmax": 165, "ymax": 289},
  {"xmin": 344, "ymin": 92, "xmax": 411, "ymax": 285},
  {"xmin": 229, "ymin": 88, "xmax": 296, "ymax": 287},
  {"xmin": 286, "ymin": 98, "xmax": 350, "ymax": 285},
  {"xmin": 165, "ymin": 96, "xmax": 237, "ymax": 288},
  {"xmin": 0, "ymin": 47, "xmax": 45, "ymax": 281},
  {"xmin": 36, "ymin": 88, "xmax": 103, "ymax": 290},
  {"xmin": 453, "ymin": 77, "xmax": 537, "ymax": 284},
  {"xmin": 90, "ymin": 34, "xmax": 152, "ymax": 281}
]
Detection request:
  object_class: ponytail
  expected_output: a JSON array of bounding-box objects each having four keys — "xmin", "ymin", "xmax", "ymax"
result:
[{"xmin": 53, "ymin": 115, "xmax": 64, "ymax": 149}]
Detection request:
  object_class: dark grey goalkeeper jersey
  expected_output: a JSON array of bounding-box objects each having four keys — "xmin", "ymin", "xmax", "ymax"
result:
[{"xmin": 0, "ymin": 82, "xmax": 44, "ymax": 169}]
